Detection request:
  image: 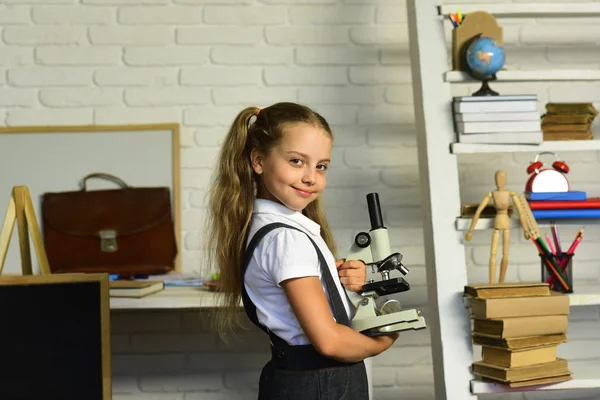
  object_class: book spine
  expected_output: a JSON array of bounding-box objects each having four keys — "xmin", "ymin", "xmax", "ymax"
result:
[{"xmin": 532, "ymin": 208, "xmax": 600, "ymax": 219}]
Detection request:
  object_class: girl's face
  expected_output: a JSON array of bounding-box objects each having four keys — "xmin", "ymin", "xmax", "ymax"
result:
[{"xmin": 251, "ymin": 123, "xmax": 332, "ymax": 212}]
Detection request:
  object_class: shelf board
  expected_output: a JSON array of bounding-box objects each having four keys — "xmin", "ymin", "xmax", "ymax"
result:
[
  {"xmin": 471, "ymin": 377, "xmax": 600, "ymax": 394},
  {"xmin": 569, "ymin": 287, "xmax": 600, "ymax": 306},
  {"xmin": 445, "ymin": 70, "xmax": 600, "ymax": 83},
  {"xmin": 438, "ymin": 4, "xmax": 600, "ymax": 18},
  {"xmin": 451, "ymin": 138, "xmax": 600, "ymax": 154},
  {"xmin": 109, "ymin": 287, "xmax": 239, "ymax": 310},
  {"xmin": 455, "ymin": 217, "xmax": 598, "ymax": 231}
]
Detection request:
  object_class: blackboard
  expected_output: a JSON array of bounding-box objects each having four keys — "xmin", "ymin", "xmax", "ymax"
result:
[{"xmin": 0, "ymin": 274, "xmax": 111, "ymax": 400}]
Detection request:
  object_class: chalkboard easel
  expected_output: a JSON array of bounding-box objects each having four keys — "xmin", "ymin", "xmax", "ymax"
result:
[{"xmin": 0, "ymin": 185, "xmax": 50, "ymax": 275}]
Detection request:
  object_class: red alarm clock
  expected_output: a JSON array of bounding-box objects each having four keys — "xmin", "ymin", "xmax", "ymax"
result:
[{"xmin": 525, "ymin": 151, "xmax": 570, "ymax": 193}]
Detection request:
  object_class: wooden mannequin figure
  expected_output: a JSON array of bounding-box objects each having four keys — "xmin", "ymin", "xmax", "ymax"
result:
[{"xmin": 465, "ymin": 170, "xmax": 530, "ymax": 284}]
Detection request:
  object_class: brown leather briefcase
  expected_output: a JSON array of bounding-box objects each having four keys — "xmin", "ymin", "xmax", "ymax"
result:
[{"xmin": 42, "ymin": 173, "xmax": 178, "ymax": 276}]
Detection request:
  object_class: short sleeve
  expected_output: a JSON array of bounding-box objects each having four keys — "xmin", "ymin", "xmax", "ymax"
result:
[{"xmin": 259, "ymin": 228, "xmax": 320, "ymax": 286}]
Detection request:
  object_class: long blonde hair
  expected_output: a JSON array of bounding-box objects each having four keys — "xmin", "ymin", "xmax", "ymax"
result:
[{"xmin": 204, "ymin": 102, "xmax": 337, "ymax": 340}]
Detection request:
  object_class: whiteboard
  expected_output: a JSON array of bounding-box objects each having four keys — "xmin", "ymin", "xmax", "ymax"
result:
[{"xmin": 0, "ymin": 124, "xmax": 181, "ymax": 275}]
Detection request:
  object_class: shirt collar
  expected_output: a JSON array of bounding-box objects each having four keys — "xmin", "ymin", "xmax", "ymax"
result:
[{"xmin": 253, "ymin": 199, "xmax": 321, "ymax": 236}]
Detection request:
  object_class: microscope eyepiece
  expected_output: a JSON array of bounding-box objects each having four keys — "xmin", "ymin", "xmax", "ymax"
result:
[{"xmin": 366, "ymin": 192, "xmax": 385, "ymax": 230}]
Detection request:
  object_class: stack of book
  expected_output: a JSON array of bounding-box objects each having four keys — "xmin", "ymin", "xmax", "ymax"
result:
[
  {"xmin": 452, "ymin": 94, "xmax": 543, "ymax": 144},
  {"xmin": 541, "ymin": 103, "xmax": 597, "ymax": 141},
  {"xmin": 464, "ymin": 282, "xmax": 572, "ymax": 388},
  {"xmin": 526, "ymin": 190, "xmax": 600, "ymax": 219}
]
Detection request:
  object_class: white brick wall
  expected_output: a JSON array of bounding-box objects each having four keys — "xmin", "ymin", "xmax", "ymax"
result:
[{"xmin": 2, "ymin": 0, "xmax": 600, "ymax": 399}]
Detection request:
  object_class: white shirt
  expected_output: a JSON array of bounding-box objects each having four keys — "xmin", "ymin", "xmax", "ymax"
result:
[{"xmin": 244, "ymin": 199, "xmax": 354, "ymax": 345}]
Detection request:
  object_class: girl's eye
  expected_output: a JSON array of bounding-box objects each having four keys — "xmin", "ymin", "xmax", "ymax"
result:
[
  {"xmin": 317, "ymin": 164, "xmax": 328, "ymax": 171},
  {"xmin": 290, "ymin": 158, "xmax": 303, "ymax": 166}
]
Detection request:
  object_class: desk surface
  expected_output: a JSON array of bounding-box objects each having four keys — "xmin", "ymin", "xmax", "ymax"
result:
[{"xmin": 109, "ymin": 287, "xmax": 232, "ymax": 310}]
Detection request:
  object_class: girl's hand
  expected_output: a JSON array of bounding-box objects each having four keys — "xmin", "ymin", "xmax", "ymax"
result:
[{"xmin": 335, "ymin": 258, "xmax": 366, "ymax": 292}]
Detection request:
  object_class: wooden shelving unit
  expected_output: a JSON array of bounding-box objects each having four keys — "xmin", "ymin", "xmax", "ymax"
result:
[
  {"xmin": 438, "ymin": 3, "xmax": 600, "ymax": 17},
  {"xmin": 451, "ymin": 138, "xmax": 600, "ymax": 154},
  {"xmin": 407, "ymin": 1, "xmax": 600, "ymax": 398},
  {"xmin": 445, "ymin": 70, "xmax": 600, "ymax": 83}
]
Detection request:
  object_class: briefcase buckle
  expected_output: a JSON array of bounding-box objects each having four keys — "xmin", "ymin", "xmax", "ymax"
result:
[{"xmin": 99, "ymin": 229, "xmax": 118, "ymax": 252}]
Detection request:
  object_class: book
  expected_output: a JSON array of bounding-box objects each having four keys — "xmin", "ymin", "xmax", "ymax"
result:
[
  {"xmin": 453, "ymin": 101, "xmax": 538, "ymax": 114},
  {"xmin": 109, "ymin": 280, "xmax": 164, "ymax": 298},
  {"xmin": 528, "ymin": 197, "xmax": 600, "ymax": 210},
  {"xmin": 481, "ymin": 345, "xmax": 558, "ymax": 368},
  {"xmin": 454, "ymin": 94, "xmax": 537, "ymax": 102},
  {"xmin": 525, "ymin": 191, "xmax": 587, "ymax": 201},
  {"xmin": 455, "ymin": 120, "xmax": 542, "ymax": 134},
  {"xmin": 472, "ymin": 358, "xmax": 570, "ymax": 384},
  {"xmin": 464, "ymin": 282, "xmax": 549, "ymax": 299},
  {"xmin": 454, "ymin": 111, "xmax": 540, "ymax": 123},
  {"xmin": 532, "ymin": 208, "xmax": 600, "ymax": 219},
  {"xmin": 472, "ymin": 333, "xmax": 567, "ymax": 350},
  {"xmin": 472, "ymin": 315, "xmax": 568, "ymax": 338},
  {"xmin": 457, "ymin": 131, "xmax": 543, "ymax": 144},
  {"xmin": 470, "ymin": 292, "xmax": 569, "ymax": 319},
  {"xmin": 461, "ymin": 203, "xmax": 514, "ymax": 218},
  {"xmin": 545, "ymin": 102, "xmax": 598, "ymax": 116},
  {"xmin": 542, "ymin": 113, "xmax": 595, "ymax": 124},
  {"xmin": 543, "ymin": 131, "xmax": 594, "ymax": 141}
]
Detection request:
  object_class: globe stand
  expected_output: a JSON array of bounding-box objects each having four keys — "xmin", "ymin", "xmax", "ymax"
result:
[{"xmin": 472, "ymin": 76, "xmax": 499, "ymax": 97}]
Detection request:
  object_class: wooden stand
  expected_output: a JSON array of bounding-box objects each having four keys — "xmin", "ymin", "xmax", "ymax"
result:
[
  {"xmin": 452, "ymin": 11, "xmax": 503, "ymax": 71},
  {"xmin": 0, "ymin": 186, "xmax": 51, "ymax": 275}
]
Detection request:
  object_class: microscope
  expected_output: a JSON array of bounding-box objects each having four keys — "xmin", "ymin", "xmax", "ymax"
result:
[{"xmin": 344, "ymin": 193, "xmax": 427, "ymax": 336}]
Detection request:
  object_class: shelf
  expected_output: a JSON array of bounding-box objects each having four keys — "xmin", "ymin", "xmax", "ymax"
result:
[
  {"xmin": 451, "ymin": 138, "xmax": 600, "ymax": 154},
  {"xmin": 569, "ymin": 287, "xmax": 600, "ymax": 306},
  {"xmin": 471, "ymin": 377, "xmax": 600, "ymax": 394},
  {"xmin": 445, "ymin": 70, "xmax": 600, "ymax": 83},
  {"xmin": 455, "ymin": 217, "xmax": 598, "ymax": 231},
  {"xmin": 438, "ymin": 4, "xmax": 600, "ymax": 18},
  {"xmin": 109, "ymin": 287, "xmax": 237, "ymax": 310}
]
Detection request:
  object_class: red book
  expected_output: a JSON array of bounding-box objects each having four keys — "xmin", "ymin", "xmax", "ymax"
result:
[{"xmin": 528, "ymin": 197, "xmax": 600, "ymax": 210}]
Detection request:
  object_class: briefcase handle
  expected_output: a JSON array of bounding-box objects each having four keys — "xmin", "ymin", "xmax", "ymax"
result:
[{"xmin": 80, "ymin": 172, "xmax": 130, "ymax": 191}]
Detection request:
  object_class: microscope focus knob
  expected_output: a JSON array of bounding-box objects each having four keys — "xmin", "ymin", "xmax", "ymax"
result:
[{"xmin": 354, "ymin": 232, "xmax": 371, "ymax": 248}]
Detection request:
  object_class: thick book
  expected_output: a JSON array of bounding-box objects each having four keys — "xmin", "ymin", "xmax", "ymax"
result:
[
  {"xmin": 525, "ymin": 191, "xmax": 587, "ymax": 201},
  {"xmin": 481, "ymin": 345, "xmax": 558, "ymax": 368},
  {"xmin": 109, "ymin": 280, "xmax": 165, "ymax": 298},
  {"xmin": 472, "ymin": 333, "xmax": 567, "ymax": 350},
  {"xmin": 454, "ymin": 111, "xmax": 540, "ymax": 123},
  {"xmin": 464, "ymin": 282, "xmax": 549, "ymax": 299},
  {"xmin": 532, "ymin": 208, "xmax": 600, "ymax": 219},
  {"xmin": 529, "ymin": 197, "xmax": 600, "ymax": 210},
  {"xmin": 470, "ymin": 292, "xmax": 569, "ymax": 319},
  {"xmin": 456, "ymin": 120, "xmax": 541, "ymax": 134},
  {"xmin": 472, "ymin": 358, "xmax": 571, "ymax": 385},
  {"xmin": 472, "ymin": 315, "xmax": 568, "ymax": 338},
  {"xmin": 453, "ymin": 100, "xmax": 538, "ymax": 114},
  {"xmin": 457, "ymin": 131, "xmax": 543, "ymax": 144}
]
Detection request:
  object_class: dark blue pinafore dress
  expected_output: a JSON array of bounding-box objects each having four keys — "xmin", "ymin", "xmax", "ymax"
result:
[{"xmin": 241, "ymin": 222, "xmax": 369, "ymax": 400}]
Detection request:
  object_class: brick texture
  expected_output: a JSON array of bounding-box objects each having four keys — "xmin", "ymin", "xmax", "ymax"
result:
[{"xmin": 2, "ymin": 0, "xmax": 600, "ymax": 399}]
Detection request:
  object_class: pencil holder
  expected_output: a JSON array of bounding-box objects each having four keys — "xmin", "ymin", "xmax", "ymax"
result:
[{"xmin": 540, "ymin": 253, "xmax": 573, "ymax": 294}]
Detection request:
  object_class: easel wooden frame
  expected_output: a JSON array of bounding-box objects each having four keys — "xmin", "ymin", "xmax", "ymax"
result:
[
  {"xmin": 0, "ymin": 186, "xmax": 51, "ymax": 275},
  {"xmin": 0, "ymin": 272, "xmax": 112, "ymax": 399},
  {"xmin": 0, "ymin": 123, "xmax": 182, "ymax": 272}
]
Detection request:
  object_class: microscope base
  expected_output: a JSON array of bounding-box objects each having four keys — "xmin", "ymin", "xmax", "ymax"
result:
[
  {"xmin": 352, "ymin": 307, "xmax": 426, "ymax": 334},
  {"xmin": 362, "ymin": 316, "xmax": 427, "ymax": 336}
]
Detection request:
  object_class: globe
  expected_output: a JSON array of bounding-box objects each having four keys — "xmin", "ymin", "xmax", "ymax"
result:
[
  {"xmin": 463, "ymin": 36, "xmax": 505, "ymax": 96},
  {"xmin": 465, "ymin": 36, "xmax": 505, "ymax": 80}
]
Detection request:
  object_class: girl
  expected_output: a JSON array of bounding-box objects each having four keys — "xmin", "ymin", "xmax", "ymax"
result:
[{"xmin": 204, "ymin": 102, "xmax": 399, "ymax": 400}]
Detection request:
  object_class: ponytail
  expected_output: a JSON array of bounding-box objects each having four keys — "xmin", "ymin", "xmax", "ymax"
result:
[{"xmin": 204, "ymin": 106, "xmax": 259, "ymax": 339}]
